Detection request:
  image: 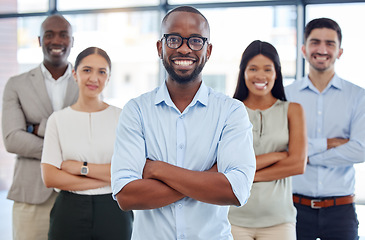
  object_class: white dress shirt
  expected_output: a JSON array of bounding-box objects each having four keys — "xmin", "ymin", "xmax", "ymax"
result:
[{"xmin": 41, "ymin": 63, "xmax": 72, "ymax": 111}]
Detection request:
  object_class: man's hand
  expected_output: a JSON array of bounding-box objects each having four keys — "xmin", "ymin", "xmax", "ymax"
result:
[
  {"xmin": 34, "ymin": 124, "xmax": 39, "ymax": 135},
  {"xmin": 143, "ymin": 159, "xmax": 161, "ymax": 179},
  {"xmin": 327, "ymin": 138, "xmax": 349, "ymax": 149}
]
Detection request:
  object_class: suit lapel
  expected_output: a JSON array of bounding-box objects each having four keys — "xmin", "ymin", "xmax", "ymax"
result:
[
  {"xmin": 63, "ymin": 75, "xmax": 79, "ymax": 108},
  {"xmin": 29, "ymin": 66, "xmax": 53, "ymax": 115}
]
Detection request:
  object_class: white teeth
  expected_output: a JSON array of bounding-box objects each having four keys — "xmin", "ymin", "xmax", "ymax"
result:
[
  {"xmin": 51, "ymin": 49, "xmax": 62, "ymax": 53},
  {"xmin": 254, "ymin": 82, "xmax": 267, "ymax": 87},
  {"xmin": 174, "ymin": 60, "xmax": 193, "ymax": 66},
  {"xmin": 315, "ymin": 56, "xmax": 327, "ymax": 61}
]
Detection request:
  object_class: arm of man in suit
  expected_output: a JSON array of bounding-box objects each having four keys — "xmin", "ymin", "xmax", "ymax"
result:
[{"xmin": 2, "ymin": 77, "xmax": 44, "ymax": 160}]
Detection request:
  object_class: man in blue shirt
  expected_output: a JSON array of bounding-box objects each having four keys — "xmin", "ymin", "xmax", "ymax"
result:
[
  {"xmin": 285, "ymin": 18, "xmax": 365, "ymax": 240},
  {"xmin": 111, "ymin": 6, "xmax": 256, "ymax": 240}
]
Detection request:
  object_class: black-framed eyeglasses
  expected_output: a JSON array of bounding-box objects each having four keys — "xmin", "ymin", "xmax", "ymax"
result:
[{"xmin": 162, "ymin": 34, "xmax": 208, "ymax": 51}]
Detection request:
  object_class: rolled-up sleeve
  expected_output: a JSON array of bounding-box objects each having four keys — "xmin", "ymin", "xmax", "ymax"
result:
[
  {"xmin": 218, "ymin": 103, "xmax": 256, "ymax": 206},
  {"xmin": 111, "ymin": 100, "xmax": 146, "ymax": 198}
]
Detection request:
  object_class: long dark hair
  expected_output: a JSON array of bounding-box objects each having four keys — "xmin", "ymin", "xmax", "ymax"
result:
[{"xmin": 233, "ymin": 40, "xmax": 286, "ymax": 102}]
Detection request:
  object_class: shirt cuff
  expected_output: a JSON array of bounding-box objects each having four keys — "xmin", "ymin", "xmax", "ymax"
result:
[
  {"xmin": 223, "ymin": 170, "xmax": 252, "ymax": 207},
  {"xmin": 308, "ymin": 138, "xmax": 327, "ymax": 156},
  {"xmin": 111, "ymin": 171, "xmax": 139, "ymax": 200}
]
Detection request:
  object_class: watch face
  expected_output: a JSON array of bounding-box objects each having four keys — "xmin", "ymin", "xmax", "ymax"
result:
[
  {"xmin": 27, "ymin": 125, "xmax": 34, "ymax": 133},
  {"xmin": 81, "ymin": 166, "xmax": 88, "ymax": 175}
]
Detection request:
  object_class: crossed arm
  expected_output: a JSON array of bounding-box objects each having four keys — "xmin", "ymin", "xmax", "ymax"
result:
[
  {"xmin": 113, "ymin": 99, "xmax": 255, "ymax": 212},
  {"xmin": 116, "ymin": 161, "xmax": 239, "ymax": 211},
  {"xmin": 42, "ymin": 161, "xmax": 110, "ymax": 191},
  {"xmin": 254, "ymin": 103, "xmax": 307, "ymax": 182},
  {"xmin": 2, "ymin": 78, "xmax": 44, "ymax": 160},
  {"xmin": 41, "ymin": 113, "xmax": 111, "ymax": 191}
]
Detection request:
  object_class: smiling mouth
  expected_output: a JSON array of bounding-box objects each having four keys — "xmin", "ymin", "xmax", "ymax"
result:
[
  {"xmin": 313, "ymin": 54, "xmax": 329, "ymax": 61},
  {"xmin": 87, "ymin": 85, "xmax": 98, "ymax": 90},
  {"xmin": 254, "ymin": 82, "xmax": 268, "ymax": 89},
  {"xmin": 254, "ymin": 82, "xmax": 267, "ymax": 87},
  {"xmin": 173, "ymin": 60, "xmax": 194, "ymax": 66},
  {"xmin": 50, "ymin": 48, "xmax": 64, "ymax": 56}
]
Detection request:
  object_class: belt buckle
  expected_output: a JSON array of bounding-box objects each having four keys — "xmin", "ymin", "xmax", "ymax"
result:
[{"xmin": 311, "ymin": 199, "xmax": 321, "ymax": 209}]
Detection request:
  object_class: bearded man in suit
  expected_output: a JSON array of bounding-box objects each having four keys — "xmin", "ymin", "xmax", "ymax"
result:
[{"xmin": 2, "ymin": 14, "xmax": 78, "ymax": 240}]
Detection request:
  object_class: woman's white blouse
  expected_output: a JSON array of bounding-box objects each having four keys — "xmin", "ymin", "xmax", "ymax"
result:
[{"xmin": 42, "ymin": 105, "xmax": 122, "ymax": 195}]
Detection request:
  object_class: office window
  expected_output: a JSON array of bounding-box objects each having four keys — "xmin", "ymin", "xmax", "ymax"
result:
[
  {"xmin": 170, "ymin": 0, "xmax": 281, "ymax": 4},
  {"xmin": 0, "ymin": 0, "xmax": 48, "ymax": 13},
  {"xmin": 199, "ymin": 6, "xmax": 297, "ymax": 96},
  {"xmin": 306, "ymin": 3, "xmax": 365, "ymax": 89},
  {"xmin": 57, "ymin": 0, "xmax": 159, "ymax": 10},
  {"xmin": 15, "ymin": 12, "xmax": 160, "ymax": 109},
  {"xmin": 68, "ymin": 12, "xmax": 160, "ymax": 107}
]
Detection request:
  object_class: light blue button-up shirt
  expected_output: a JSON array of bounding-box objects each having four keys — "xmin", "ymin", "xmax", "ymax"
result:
[
  {"xmin": 285, "ymin": 74, "xmax": 365, "ymax": 197},
  {"xmin": 111, "ymin": 81, "xmax": 255, "ymax": 240}
]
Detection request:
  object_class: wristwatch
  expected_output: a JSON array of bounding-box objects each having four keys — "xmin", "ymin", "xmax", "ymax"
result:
[
  {"xmin": 81, "ymin": 162, "xmax": 89, "ymax": 175},
  {"xmin": 26, "ymin": 124, "xmax": 34, "ymax": 133}
]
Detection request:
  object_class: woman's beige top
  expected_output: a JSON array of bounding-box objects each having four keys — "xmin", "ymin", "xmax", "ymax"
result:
[{"xmin": 228, "ymin": 100, "xmax": 296, "ymax": 228}]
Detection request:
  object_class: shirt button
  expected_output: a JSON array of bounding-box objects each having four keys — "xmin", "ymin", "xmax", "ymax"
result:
[
  {"xmin": 179, "ymin": 144, "xmax": 184, "ymax": 149},
  {"xmin": 178, "ymin": 204, "xmax": 183, "ymax": 209},
  {"xmin": 179, "ymin": 115, "xmax": 184, "ymax": 119},
  {"xmin": 179, "ymin": 234, "xmax": 185, "ymax": 239},
  {"xmin": 318, "ymin": 111, "xmax": 322, "ymax": 115}
]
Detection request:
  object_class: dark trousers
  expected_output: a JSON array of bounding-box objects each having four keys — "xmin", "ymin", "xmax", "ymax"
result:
[
  {"xmin": 49, "ymin": 191, "xmax": 133, "ymax": 240},
  {"xmin": 294, "ymin": 201, "xmax": 359, "ymax": 240}
]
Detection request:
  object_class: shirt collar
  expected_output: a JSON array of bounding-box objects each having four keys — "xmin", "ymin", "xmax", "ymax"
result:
[
  {"xmin": 40, "ymin": 63, "xmax": 72, "ymax": 82},
  {"xmin": 299, "ymin": 73, "xmax": 342, "ymax": 92},
  {"xmin": 154, "ymin": 80, "xmax": 209, "ymax": 108}
]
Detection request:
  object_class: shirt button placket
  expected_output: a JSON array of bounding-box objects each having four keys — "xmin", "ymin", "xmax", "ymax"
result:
[{"xmin": 175, "ymin": 114, "xmax": 186, "ymax": 240}]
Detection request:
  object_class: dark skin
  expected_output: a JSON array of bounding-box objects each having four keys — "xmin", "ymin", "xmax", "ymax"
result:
[
  {"xmin": 116, "ymin": 11, "xmax": 240, "ymax": 211},
  {"xmin": 30, "ymin": 15, "xmax": 74, "ymax": 135},
  {"xmin": 38, "ymin": 14, "xmax": 73, "ymax": 80}
]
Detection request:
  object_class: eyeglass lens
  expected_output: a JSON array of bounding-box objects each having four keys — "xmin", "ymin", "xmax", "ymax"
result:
[{"xmin": 166, "ymin": 35, "xmax": 205, "ymax": 51}]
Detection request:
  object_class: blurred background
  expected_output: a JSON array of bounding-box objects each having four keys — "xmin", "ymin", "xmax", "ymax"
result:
[{"xmin": 1, "ymin": 0, "xmax": 365, "ymax": 239}]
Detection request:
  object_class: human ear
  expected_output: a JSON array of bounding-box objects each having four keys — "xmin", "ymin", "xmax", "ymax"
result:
[
  {"xmin": 157, "ymin": 40, "xmax": 163, "ymax": 59},
  {"xmin": 206, "ymin": 43, "xmax": 213, "ymax": 61},
  {"xmin": 72, "ymin": 69, "xmax": 77, "ymax": 82},
  {"xmin": 337, "ymin": 48, "xmax": 343, "ymax": 59},
  {"xmin": 301, "ymin": 45, "xmax": 306, "ymax": 58}
]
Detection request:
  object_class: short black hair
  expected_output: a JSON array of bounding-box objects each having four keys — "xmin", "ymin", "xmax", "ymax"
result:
[
  {"xmin": 233, "ymin": 40, "xmax": 286, "ymax": 102},
  {"xmin": 161, "ymin": 6, "xmax": 210, "ymax": 35},
  {"xmin": 304, "ymin": 18, "xmax": 342, "ymax": 45}
]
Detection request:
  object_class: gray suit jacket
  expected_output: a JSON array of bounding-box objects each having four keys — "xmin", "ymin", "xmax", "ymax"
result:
[{"xmin": 2, "ymin": 65, "xmax": 78, "ymax": 204}]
